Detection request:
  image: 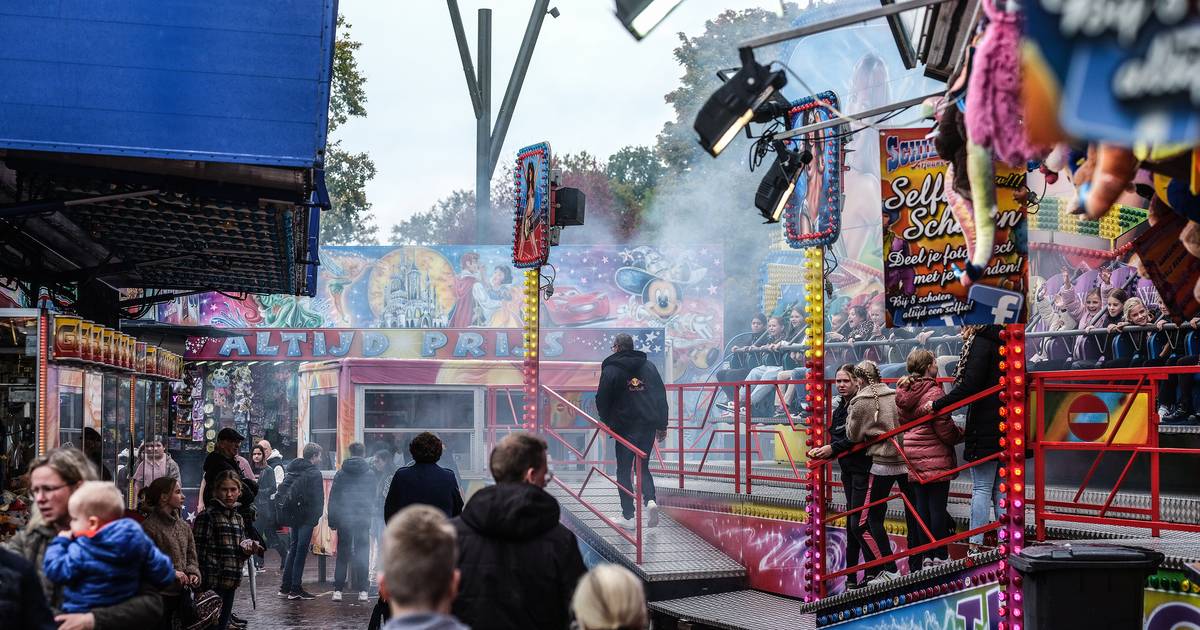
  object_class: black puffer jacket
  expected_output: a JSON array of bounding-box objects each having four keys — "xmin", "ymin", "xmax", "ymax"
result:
[
  {"xmin": 828, "ymin": 396, "xmax": 871, "ymax": 476},
  {"xmin": 932, "ymin": 326, "xmax": 1003, "ymax": 461},
  {"xmin": 451, "ymin": 483, "xmax": 586, "ymax": 630},
  {"xmin": 596, "ymin": 349, "xmax": 668, "ymax": 436},
  {"xmin": 0, "ymin": 547, "xmax": 55, "ymax": 630},
  {"xmin": 281, "ymin": 457, "xmax": 326, "ymax": 528},
  {"xmin": 328, "ymin": 456, "xmax": 377, "ymax": 530}
]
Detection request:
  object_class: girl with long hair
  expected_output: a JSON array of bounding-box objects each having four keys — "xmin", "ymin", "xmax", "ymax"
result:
[
  {"xmin": 141, "ymin": 476, "xmax": 200, "ymax": 629},
  {"xmin": 896, "ymin": 349, "xmax": 962, "ymax": 567}
]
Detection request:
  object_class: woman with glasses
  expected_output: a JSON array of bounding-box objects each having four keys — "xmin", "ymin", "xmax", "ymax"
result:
[{"xmin": 3, "ymin": 447, "xmax": 164, "ymax": 629}]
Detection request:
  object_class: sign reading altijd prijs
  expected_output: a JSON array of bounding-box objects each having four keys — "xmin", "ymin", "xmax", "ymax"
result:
[{"xmin": 185, "ymin": 328, "xmax": 666, "ymax": 363}]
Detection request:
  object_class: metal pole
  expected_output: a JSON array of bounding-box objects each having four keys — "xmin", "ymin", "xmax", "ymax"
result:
[
  {"xmin": 770, "ymin": 93, "xmax": 941, "ymax": 142},
  {"xmin": 476, "ymin": 9, "xmax": 492, "ymax": 245},
  {"xmin": 488, "ymin": 0, "xmax": 551, "ymax": 173},
  {"xmin": 740, "ymin": 0, "xmax": 954, "ymax": 50}
]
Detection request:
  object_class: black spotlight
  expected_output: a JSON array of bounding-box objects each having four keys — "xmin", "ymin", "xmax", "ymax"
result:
[
  {"xmin": 755, "ymin": 142, "xmax": 812, "ymax": 223},
  {"xmin": 694, "ymin": 48, "xmax": 787, "ymax": 158},
  {"xmin": 614, "ymin": 0, "xmax": 684, "ymax": 40}
]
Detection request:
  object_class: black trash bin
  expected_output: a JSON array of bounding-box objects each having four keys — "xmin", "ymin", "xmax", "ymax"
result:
[{"xmin": 1011, "ymin": 544, "xmax": 1163, "ymax": 630}]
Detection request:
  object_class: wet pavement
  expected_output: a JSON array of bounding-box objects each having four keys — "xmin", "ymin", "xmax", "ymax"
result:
[{"xmin": 232, "ymin": 550, "xmax": 377, "ymax": 629}]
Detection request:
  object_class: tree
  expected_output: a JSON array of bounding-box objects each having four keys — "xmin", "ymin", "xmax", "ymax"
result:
[
  {"xmin": 321, "ymin": 15, "xmax": 379, "ymax": 246},
  {"xmin": 645, "ymin": 5, "xmax": 803, "ymax": 325},
  {"xmin": 606, "ymin": 145, "xmax": 666, "ymax": 212},
  {"xmin": 390, "ymin": 190, "xmax": 477, "ymax": 245}
]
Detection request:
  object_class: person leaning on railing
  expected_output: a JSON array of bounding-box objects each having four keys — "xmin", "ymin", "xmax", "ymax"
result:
[
  {"xmin": 846, "ymin": 360, "xmax": 921, "ymax": 584},
  {"xmin": 895, "ymin": 349, "xmax": 963, "ymax": 570},
  {"xmin": 808, "ymin": 364, "xmax": 871, "ymax": 590},
  {"xmin": 919, "ymin": 325, "xmax": 1003, "ymax": 553}
]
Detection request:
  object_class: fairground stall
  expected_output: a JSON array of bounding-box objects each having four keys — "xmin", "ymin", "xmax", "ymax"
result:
[{"xmin": 0, "ymin": 310, "xmax": 182, "ymax": 538}]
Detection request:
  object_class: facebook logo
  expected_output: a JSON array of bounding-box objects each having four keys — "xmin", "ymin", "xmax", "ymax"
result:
[{"xmin": 965, "ymin": 285, "xmax": 1024, "ymax": 324}]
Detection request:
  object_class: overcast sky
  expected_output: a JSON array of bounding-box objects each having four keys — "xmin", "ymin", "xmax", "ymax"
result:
[{"xmin": 336, "ymin": 1, "xmax": 788, "ymax": 234}]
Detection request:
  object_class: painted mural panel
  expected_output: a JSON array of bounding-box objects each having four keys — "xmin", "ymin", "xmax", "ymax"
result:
[
  {"xmin": 825, "ymin": 583, "xmax": 1000, "ymax": 629},
  {"xmin": 164, "ymin": 245, "xmax": 723, "ymax": 382}
]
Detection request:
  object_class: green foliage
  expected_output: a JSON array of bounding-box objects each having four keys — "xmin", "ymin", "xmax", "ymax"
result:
[
  {"xmin": 606, "ymin": 145, "xmax": 666, "ymax": 213},
  {"xmin": 390, "ymin": 190, "xmax": 477, "ymax": 245},
  {"xmin": 321, "ymin": 15, "xmax": 377, "ymax": 246}
]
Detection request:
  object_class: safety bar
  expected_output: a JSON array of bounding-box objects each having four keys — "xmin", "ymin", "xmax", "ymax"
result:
[
  {"xmin": 538, "ymin": 384, "xmax": 645, "ymax": 563},
  {"xmin": 1031, "ymin": 367, "xmax": 1200, "ymax": 542}
]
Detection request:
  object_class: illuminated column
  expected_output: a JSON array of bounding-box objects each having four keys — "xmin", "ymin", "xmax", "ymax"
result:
[
  {"xmin": 37, "ymin": 311, "xmax": 48, "ymax": 456},
  {"xmin": 522, "ymin": 269, "xmax": 541, "ymax": 431},
  {"xmin": 801, "ymin": 246, "xmax": 827, "ymax": 600},
  {"xmin": 997, "ymin": 324, "xmax": 1027, "ymax": 630}
]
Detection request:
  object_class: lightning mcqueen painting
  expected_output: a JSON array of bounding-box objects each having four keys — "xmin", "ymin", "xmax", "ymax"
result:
[{"xmin": 543, "ymin": 286, "xmax": 611, "ymax": 326}]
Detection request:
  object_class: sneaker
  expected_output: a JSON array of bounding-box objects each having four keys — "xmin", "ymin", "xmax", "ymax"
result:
[
  {"xmin": 289, "ymin": 589, "xmax": 316, "ymax": 600},
  {"xmin": 846, "ymin": 578, "xmax": 867, "ymax": 591},
  {"xmin": 332, "ymin": 590, "xmax": 343, "ymax": 602},
  {"xmin": 646, "ymin": 500, "xmax": 660, "ymax": 528},
  {"xmin": 616, "ymin": 515, "xmax": 637, "ymax": 530},
  {"xmin": 922, "ymin": 557, "xmax": 935, "ymax": 570},
  {"xmin": 359, "ymin": 591, "xmax": 369, "ymax": 602},
  {"xmin": 277, "ymin": 589, "xmax": 290, "ymax": 598},
  {"xmin": 868, "ymin": 570, "xmax": 899, "ymax": 585}
]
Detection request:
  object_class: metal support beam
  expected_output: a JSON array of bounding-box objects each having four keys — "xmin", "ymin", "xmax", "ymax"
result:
[
  {"xmin": 447, "ymin": 0, "xmax": 483, "ymax": 118},
  {"xmin": 0, "ymin": 189, "xmax": 159, "ymax": 220},
  {"xmin": 477, "ymin": 9, "xmax": 492, "ymax": 244},
  {"xmin": 447, "ymin": 1, "xmax": 552, "ymax": 244},
  {"xmin": 740, "ymin": 0, "xmax": 954, "ymax": 50},
  {"xmin": 770, "ymin": 92, "xmax": 939, "ymax": 141},
  {"xmin": 489, "ymin": 0, "xmax": 551, "ymax": 173}
]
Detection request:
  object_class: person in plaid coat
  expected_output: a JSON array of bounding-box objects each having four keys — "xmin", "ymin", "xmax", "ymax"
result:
[{"xmin": 194, "ymin": 470, "xmax": 262, "ymax": 630}]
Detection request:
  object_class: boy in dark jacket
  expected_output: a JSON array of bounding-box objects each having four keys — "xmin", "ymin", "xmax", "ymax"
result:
[
  {"xmin": 451, "ymin": 432, "xmax": 586, "ymax": 630},
  {"xmin": 595, "ymin": 332, "xmax": 668, "ymax": 528},
  {"xmin": 278, "ymin": 442, "xmax": 326, "ymax": 600},
  {"xmin": 43, "ymin": 481, "xmax": 175, "ymax": 613},
  {"xmin": 328, "ymin": 442, "xmax": 378, "ymax": 602}
]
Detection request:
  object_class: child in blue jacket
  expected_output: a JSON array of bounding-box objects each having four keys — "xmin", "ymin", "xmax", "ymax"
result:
[{"xmin": 43, "ymin": 481, "xmax": 175, "ymax": 612}]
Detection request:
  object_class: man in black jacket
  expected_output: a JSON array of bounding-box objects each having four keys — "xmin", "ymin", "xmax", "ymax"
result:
[
  {"xmin": 808, "ymin": 363, "xmax": 872, "ymax": 588},
  {"xmin": 279, "ymin": 442, "xmax": 326, "ymax": 600},
  {"xmin": 596, "ymin": 332, "xmax": 668, "ymax": 528},
  {"xmin": 328, "ymin": 442, "xmax": 377, "ymax": 602},
  {"xmin": 451, "ymin": 432, "xmax": 586, "ymax": 630}
]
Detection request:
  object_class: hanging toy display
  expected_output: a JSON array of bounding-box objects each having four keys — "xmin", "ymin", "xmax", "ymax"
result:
[
  {"xmin": 231, "ymin": 365, "xmax": 254, "ymax": 437},
  {"xmin": 190, "ymin": 373, "xmax": 205, "ymax": 442},
  {"xmin": 960, "ymin": 0, "xmax": 1046, "ymax": 285}
]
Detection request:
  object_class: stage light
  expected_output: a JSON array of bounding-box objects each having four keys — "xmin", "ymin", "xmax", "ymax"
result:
[
  {"xmin": 694, "ymin": 48, "xmax": 786, "ymax": 157},
  {"xmin": 614, "ymin": 0, "xmax": 683, "ymax": 40},
  {"xmin": 755, "ymin": 142, "xmax": 811, "ymax": 223}
]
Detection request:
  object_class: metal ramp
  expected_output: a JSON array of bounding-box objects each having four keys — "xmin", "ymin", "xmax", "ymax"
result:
[
  {"xmin": 547, "ymin": 483, "xmax": 746, "ymax": 586},
  {"xmin": 650, "ymin": 590, "xmax": 816, "ymax": 630}
]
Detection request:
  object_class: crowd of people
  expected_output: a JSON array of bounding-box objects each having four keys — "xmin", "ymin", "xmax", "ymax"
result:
[
  {"xmin": 808, "ymin": 325, "xmax": 1004, "ymax": 589},
  {"xmin": 1028, "ymin": 271, "xmax": 1200, "ymax": 424},
  {"xmin": 1, "ymin": 425, "xmax": 655, "ymax": 630}
]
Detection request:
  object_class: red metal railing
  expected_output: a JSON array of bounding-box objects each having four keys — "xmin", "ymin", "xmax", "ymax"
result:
[
  {"xmin": 809, "ymin": 382, "xmax": 1005, "ymax": 595},
  {"xmin": 1032, "ymin": 365, "xmax": 1200, "ymax": 540}
]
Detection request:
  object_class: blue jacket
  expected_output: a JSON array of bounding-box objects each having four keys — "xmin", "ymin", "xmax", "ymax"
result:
[
  {"xmin": 384, "ymin": 463, "xmax": 464, "ymax": 522},
  {"xmin": 43, "ymin": 518, "xmax": 174, "ymax": 612}
]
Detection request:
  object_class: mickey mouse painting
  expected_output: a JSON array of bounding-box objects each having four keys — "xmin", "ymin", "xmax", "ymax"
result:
[{"xmin": 614, "ymin": 247, "xmax": 705, "ymax": 321}]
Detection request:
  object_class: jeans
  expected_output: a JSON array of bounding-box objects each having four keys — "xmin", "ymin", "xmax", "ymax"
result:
[
  {"xmin": 970, "ymin": 460, "xmax": 1003, "ymax": 544},
  {"xmin": 911, "ymin": 480, "xmax": 952, "ymax": 561},
  {"xmin": 334, "ymin": 524, "xmax": 370, "ymax": 592},
  {"xmin": 747, "ymin": 365, "xmax": 783, "ymax": 405},
  {"xmin": 214, "ymin": 587, "xmax": 236, "ymax": 630},
  {"xmin": 615, "ymin": 430, "xmax": 657, "ymax": 519},
  {"xmin": 860, "ymin": 473, "xmax": 923, "ymax": 575},
  {"xmin": 839, "ymin": 467, "xmax": 869, "ymax": 583},
  {"xmin": 281, "ymin": 523, "xmax": 316, "ymax": 593}
]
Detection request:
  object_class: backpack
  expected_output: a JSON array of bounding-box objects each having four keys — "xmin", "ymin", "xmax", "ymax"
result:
[{"xmin": 272, "ymin": 472, "xmax": 303, "ymax": 527}]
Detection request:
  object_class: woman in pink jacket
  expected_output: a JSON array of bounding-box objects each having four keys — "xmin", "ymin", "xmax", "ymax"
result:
[{"xmin": 895, "ymin": 349, "xmax": 963, "ymax": 569}]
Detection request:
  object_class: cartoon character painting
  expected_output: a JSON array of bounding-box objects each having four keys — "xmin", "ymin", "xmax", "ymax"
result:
[
  {"xmin": 447, "ymin": 252, "xmax": 483, "ymax": 328},
  {"xmin": 513, "ymin": 144, "xmax": 550, "ymax": 268}
]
